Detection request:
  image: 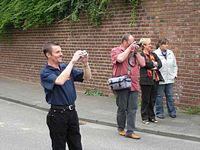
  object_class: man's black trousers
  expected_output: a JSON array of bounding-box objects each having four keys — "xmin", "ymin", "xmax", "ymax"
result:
[{"xmin": 47, "ymin": 108, "xmax": 82, "ymax": 150}]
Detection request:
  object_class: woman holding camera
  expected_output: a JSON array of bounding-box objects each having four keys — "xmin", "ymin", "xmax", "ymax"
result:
[{"xmin": 139, "ymin": 38, "xmax": 162, "ymax": 125}]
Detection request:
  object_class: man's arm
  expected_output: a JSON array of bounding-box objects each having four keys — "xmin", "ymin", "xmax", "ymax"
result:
[
  {"xmin": 55, "ymin": 50, "xmax": 82, "ymax": 85},
  {"xmin": 117, "ymin": 47, "xmax": 132, "ymax": 63},
  {"xmin": 82, "ymin": 62, "xmax": 92, "ymax": 81},
  {"xmin": 135, "ymin": 52, "xmax": 145, "ymax": 67},
  {"xmin": 117, "ymin": 43, "xmax": 139, "ymax": 63},
  {"xmin": 80, "ymin": 51, "xmax": 91, "ymax": 81}
]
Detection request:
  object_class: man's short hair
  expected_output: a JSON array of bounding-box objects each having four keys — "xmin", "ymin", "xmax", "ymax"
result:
[
  {"xmin": 121, "ymin": 34, "xmax": 131, "ymax": 43},
  {"xmin": 42, "ymin": 41, "xmax": 60, "ymax": 57}
]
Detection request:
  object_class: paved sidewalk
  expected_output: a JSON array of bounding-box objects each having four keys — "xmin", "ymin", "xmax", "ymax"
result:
[{"xmin": 0, "ymin": 77, "xmax": 200, "ymax": 142}]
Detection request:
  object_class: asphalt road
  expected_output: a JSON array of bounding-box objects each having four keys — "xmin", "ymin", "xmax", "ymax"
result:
[{"xmin": 0, "ymin": 99, "xmax": 199, "ymax": 150}]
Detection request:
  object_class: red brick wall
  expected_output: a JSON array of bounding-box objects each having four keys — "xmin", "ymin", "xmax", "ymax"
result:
[{"xmin": 0, "ymin": 0, "xmax": 199, "ymax": 108}]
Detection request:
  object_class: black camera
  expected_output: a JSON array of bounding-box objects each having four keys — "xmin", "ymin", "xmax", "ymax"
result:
[{"xmin": 136, "ymin": 42, "xmax": 142, "ymax": 47}]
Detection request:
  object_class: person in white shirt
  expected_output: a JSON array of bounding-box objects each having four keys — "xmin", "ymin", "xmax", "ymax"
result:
[{"xmin": 154, "ymin": 38, "xmax": 178, "ymax": 119}]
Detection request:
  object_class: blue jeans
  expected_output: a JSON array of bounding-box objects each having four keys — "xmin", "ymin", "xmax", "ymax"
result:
[
  {"xmin": 115, "ymin": 89, "xmax": 138, "ymax": 134},
  {"xmin": 155, "ymin": 83, "xmax": 176, "ymax": 117}
]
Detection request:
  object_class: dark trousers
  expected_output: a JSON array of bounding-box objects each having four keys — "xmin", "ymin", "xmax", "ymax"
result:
[
  {"xmin": 115, "ymin": 90, "xmax": 138, "ymax": 134},
  {"xmin": 140, "ymin": 82, "xmax": 158, "ymax": 121},
  {"xmin": 47, "ymin": 109, "xmax": 82, "ymax": 150}
]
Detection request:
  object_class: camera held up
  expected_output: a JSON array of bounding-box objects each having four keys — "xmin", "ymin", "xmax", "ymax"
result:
[{"xmin": 130, "ymin": 42, "xmax": 142, "ymax": 55}]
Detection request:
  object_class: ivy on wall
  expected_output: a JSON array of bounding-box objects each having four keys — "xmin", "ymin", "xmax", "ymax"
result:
[{"xmin": 0, "ymin": 0, "xmax": 138, "ymax": 34}]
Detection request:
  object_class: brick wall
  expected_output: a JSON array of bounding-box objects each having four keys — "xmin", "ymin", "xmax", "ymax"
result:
[{"xmin": 0, "ymin": 0, "xmax": 199, "ymax": 108}]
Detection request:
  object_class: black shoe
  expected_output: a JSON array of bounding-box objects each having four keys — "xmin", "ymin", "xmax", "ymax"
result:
[
  {"xmin": 156, "ymin": 115, "xmax": 165, "ymax": 119},
  {"xmin": 169, "ymin": 114, "xmax": 176, "ymax": 118},
  {"xmin": 149, "ymin": 118, "xmax": 158, "ymax": 123}
]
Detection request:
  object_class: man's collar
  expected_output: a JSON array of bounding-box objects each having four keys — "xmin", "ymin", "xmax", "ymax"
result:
[
  {"xmin": 119, "ymin": 45, "xmax": 126, "ymax": 51},
  {"xmin": 46, "ymin": 64, "xmax": 61, "ymax": 70}
]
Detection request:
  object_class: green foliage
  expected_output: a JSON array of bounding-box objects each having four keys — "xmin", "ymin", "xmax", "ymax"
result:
[
  {"xmin": 0, "ymin": 0, "xmax": 63, "ymax": 33},
  {"xmin": 85, "ymin": 88, "xmax": 103, "ymax": 96},
  {"xmin": 86, "ymin": 0, "xmax": 110, "ymax": 26},
  {"xmin": 129, "ymin": 0, "xmax": 139, "ymax": 25},
  {"xmin": 185, "ymin": 105, "xmax": 200, "ymax": 115},
  {"xmin": 0, "ymin": 0, "xmax": 139, "ymax": 34}
]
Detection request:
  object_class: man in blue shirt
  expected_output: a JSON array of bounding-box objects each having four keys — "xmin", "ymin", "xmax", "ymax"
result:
[{"xmin": 40, "ymin": 41, "xmax": 91, "ymax": 150}]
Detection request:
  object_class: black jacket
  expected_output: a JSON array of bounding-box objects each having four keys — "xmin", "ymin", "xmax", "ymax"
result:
[{"xmin": 140, "ymin": 51, "xmax": 163, "ymax": 85}]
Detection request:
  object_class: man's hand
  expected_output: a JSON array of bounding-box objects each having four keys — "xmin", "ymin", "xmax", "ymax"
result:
[
  {"xmin": 129, "ymin": 42, "xmax": 140, "ymax": 53},
  {"xmin": 79, "ymin": 50, "xmax": 89, "ymax": 65},
  {"xmin": 71, "ymin": 50, "xmax": 84, "ymax": 64}
]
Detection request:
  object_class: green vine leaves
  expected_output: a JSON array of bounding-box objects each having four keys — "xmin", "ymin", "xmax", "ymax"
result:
[{"xmin": 0, "ymin": 0, "xmax": 138, "ymax": 34}]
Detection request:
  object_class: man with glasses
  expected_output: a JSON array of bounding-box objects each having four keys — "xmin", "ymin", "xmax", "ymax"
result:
[{"xmin": 111, "ymin": 34, "xmax": 145, "ymax": 139}]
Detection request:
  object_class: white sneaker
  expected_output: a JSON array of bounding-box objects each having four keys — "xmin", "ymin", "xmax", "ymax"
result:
[{"xmin": 142, "ymin": 120, "xmax": 150, "ymax": 125}]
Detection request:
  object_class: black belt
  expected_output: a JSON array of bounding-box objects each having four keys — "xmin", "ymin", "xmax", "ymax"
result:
[{"xmin": 51, "ymin": 104, "xmax": 75, "ymax": 111}]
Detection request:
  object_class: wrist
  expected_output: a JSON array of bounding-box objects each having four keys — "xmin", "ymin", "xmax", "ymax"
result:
[
  {"xmin": 83, "ymin": 63, "xmax": 89, "ymax": 67},
  {"xmin": 70, "ymin": 60, "xmax": 76, "ymax": 65}
]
